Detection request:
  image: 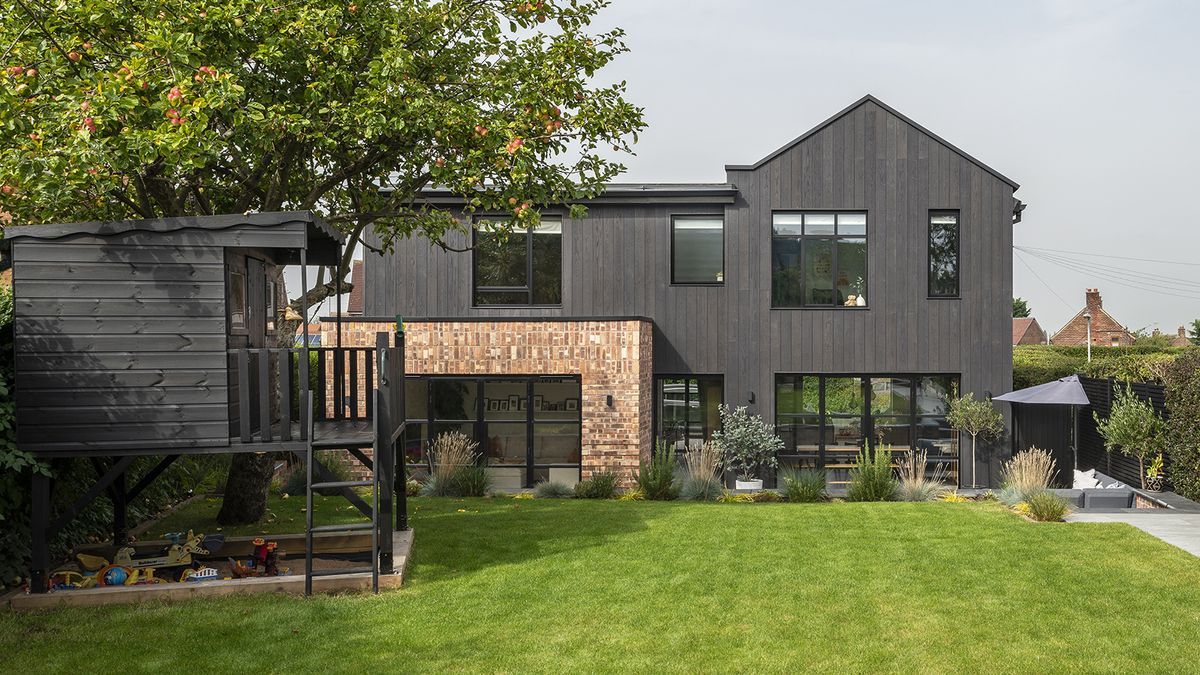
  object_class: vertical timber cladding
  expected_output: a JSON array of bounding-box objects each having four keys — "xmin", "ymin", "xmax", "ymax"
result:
[
  {"xmin": 323, "ymin": 319, "xmax": 654, "ymax": 481},
  {"xmin": 363, "ymin": 96, "xmax": 1019, "ymax": 485}
]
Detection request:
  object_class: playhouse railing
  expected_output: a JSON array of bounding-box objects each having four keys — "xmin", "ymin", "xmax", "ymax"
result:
[{"xmin": 229, "ymin": 340, "xmax": 403, "ymax": 442}]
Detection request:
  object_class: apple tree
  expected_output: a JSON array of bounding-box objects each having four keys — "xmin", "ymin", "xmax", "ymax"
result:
[{"xmin": 0, "ymin": 0, "xmax": 645, "ymax": 523}]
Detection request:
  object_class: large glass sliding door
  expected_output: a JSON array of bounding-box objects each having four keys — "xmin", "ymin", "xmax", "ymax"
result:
[
  {"xmin": 774, "ymin": 374, "xmax": 961, "ymax": 487},
  {"xmin": 404, "ymin": 375, "xmax": 582, "ymax": 488}
]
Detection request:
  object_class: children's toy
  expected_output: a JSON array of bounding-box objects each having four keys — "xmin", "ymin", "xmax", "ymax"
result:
[
  {"xmin": 96, "ymin": 564, "xmax": 134, "ymax": 587},
  {"xmin": 49, "ymin": 569, "xmax": 92, "ymax": 590},
  {"xmin": 181, "ymin": 567, "xmax": 219, "ymax": 583},
  {"xmin": 112, "ymin": 530, "xmax": 225, "ymax": 570},
  {"xmin": 76, "ymin": 553, "xmax": 108, "ymax": 573},
  {"xmin": 229, "ymin": 538, "xmax": 285, "ymax": 578}
]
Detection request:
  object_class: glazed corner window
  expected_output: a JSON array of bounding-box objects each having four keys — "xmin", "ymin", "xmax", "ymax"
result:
[
  {"xmin": 229, "ymin": 270, "xmax": 246, "ymax": 329},
  {"xmin": 771, "ymin": 212, "xmax": 867, "ymax": 308},
  {"xmin": 928, "ymin": 211, "xmax": 960, "ymax": 297},
  {"xmin": 671, "ymin": 216, "xmax": 724, "ymax": 284},
  {"xmin": 473, "ymin": 216, "xmax": 562, "ymax": 306}
]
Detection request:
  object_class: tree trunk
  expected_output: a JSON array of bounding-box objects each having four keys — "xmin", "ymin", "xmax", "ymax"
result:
[
  {"xmin": 970, "ymin": 433, "xmax": 978, "ymax": 488},
  {"xmin": 1138, "ymin": 455, "xmax": 1146, "ymax": 489},
  {"xmin": 217, "ymin": 453, "xmax": 277, "ymax": 525},
  {"xmin": 216, "ymin": 268, "xmax": 304, "ymax": 525}
]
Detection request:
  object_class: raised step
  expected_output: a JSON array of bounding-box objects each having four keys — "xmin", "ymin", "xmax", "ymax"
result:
[
  {"xmin": 309, "ymin": 566, "xmax": 374, "ymax": 578},
  {"xmin": 309, "ymin": 523, "xmax": 375, "ymax": 534},
  {"xmin": 310, "ymin": 480, "xmax": 373, "ymax": 490}
]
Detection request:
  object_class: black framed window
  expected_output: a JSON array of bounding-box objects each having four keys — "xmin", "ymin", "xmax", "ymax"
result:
[
  {"xmin": 403, "ymin": 375, "xmax": 581, "ymax": 487},
  {"xmin": 473, "ymin": 216, "xmax": 562, "ymax": 306},
  {"xmin": 671, "ymin": 216, "xmax": 724, "ymax": 284},
  {"xmin": 772, "ymin": 212, "xmax": 867, "ymax": 307},
  {"xmin": 928, "ymin": 210, "xmax": 959, "ymax": 297},
  {"xmin": 654, "ymin": 376, "xmax": 723, "ymax": 450},
  {"xmin": 774, "ymin": 374, "xmax": 961, "ymax": 487}
]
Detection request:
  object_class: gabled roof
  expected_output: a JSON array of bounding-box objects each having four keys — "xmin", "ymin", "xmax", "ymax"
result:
[
  {"xmin": 724, "ymin": 94, "xmax": 1020, "ymax": 190},
  {"xmin": 1013, "ymin": 317, "xmax": 1038, "ymax": 344}
]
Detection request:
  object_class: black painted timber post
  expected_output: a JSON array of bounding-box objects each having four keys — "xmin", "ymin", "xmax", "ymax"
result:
[
  {"xmin": 30, "ymin": 471, "xmax": 51, "ymax": 593},
  {"xmin": 112, "ymin": 468, "xmax": 128, "ymax": 545},
  {"xmin": 376, "ymin": 331, "xmax": 395, "ymax": 574},
  {"xmin": 396, "ymin": 317, "xmax": 409, "ymax": 532}
]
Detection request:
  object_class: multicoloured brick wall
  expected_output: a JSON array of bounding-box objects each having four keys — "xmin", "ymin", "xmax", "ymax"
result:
[{"xmin": 320, "ymin": 318, "xmax": 654, "ymax": 483}]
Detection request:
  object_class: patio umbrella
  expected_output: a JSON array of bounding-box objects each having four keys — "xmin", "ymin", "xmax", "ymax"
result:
[{"xmin": 994, "ymin": 375, "xmax": 1092, "ymax": 474}]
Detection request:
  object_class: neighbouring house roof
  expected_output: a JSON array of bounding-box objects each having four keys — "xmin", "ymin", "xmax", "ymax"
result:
[
  {"xmin": 1168, "ymin": 327, "xmax": 1192, "ymax": 348},
  {"xmin": 1013, "ymin": 318, "xmax": 1039, "ymax": 344},
  {"xmin": 724, "ymin": 94, "xmax": 1021, "ymax": 190},
  {"xmin": 1050, "ymin": 289, "xmax": 1133, "ymax": 346},
  {"xmin": 347, "ymin": 260, "xmax": 364, "ymax": 315}
]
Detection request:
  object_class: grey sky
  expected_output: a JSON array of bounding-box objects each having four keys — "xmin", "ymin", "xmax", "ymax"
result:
[{"xmin": 588, "ymin": 0, "xmax": 1200, "ymax": 337}]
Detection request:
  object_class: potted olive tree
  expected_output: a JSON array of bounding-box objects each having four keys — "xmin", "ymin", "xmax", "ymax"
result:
[
  {"xmin": 947, "ymin": 393, "xmax": 1005, "ymax": 489},
  {"xmin": 1094, "ymin": 385, "xmax": 1167, "ymax": 490},
  {"xmin": 712, "ymin": 404, "xmax": 782, "ymax": 490}
]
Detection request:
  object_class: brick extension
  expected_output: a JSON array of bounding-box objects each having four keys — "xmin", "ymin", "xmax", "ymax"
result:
[{"xmin": 321, "ymin": 318, "xmax": 654, "ymax": 483}]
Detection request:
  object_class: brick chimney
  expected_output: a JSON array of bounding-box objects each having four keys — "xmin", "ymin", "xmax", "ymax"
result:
[{"xmin": 1085, "ymin": 288, "xmax": 1102, "ymax": 312}]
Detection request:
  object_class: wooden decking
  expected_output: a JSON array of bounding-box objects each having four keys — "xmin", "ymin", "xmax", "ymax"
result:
[{"xmin": 226, "ymin": 419, "xmax": 376, "ymax": 452}]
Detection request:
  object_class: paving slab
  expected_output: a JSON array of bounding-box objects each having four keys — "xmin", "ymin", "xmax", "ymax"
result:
[{"xmin": 1066, "ymin": 512, "xmax": 1200, "ymax": 558}]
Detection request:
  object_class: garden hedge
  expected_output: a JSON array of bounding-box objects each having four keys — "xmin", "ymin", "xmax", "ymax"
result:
[
  {"xmin": 1164, "ymin": 351, "xmax": 1200, "ymax": 501},
  {"xmin": 1014, "ymin": 345, "xmax": 1191, "ymax": 389}
]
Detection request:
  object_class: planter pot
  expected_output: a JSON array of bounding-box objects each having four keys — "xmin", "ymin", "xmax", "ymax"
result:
[
  {"xmin": 735, "ymin": 479, "xmax": 763, "ymax": 491},
  {"xmin": 1145, "ymin": 476, "xmax": 1164, "ymax": 492}
]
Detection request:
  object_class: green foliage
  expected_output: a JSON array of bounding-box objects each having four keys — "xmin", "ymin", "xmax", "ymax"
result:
[
  {"xmin": 947, "ymin": 394, "xmax": 1005, "ymax": 440},
  {"xmin": 1025, "ymin": 492, "xmax": 1071, "ymax": 522},
  {"xmin": 717, "ymin": 492, "xmax": 754, "ymax": 503},
  {"xmin": 895, "ymin": 478, "xmax": 945, "ymax": 502},
  {"xmin": 574, "ymin": 472, "xmax": 618, "ymax": 499},
  {"xmin": 712, "ymin": 404, "xmax": 782, "ymax": 481},
  {"xmin": 1013, "ymin": 297, "xmax": 1031, "ymax": 318},
  {"xmin": 1190, "ymin": 319, "xmax": 1200, "ymax": 347},
  {"xmin": 278, "ymin": 452, "xmax": 354, "ymax": 497},
  {"xmin": 780, "ymin": 468, "xmax": 827, "ymax": 503},
  {"xmin": 1164, "ymin": 351, "xmax": 1200, "ymax": 500},
  {"xmin": 1094, "ymin": 386, "xmax": 1166, "ymax": 488},
  {"xmin": 636, "ymin": 441, "xmax": 679, "ymax": 501},
  {"xmin": 747, "ymin": 490, "xmax": 781, "ymax": 502},
  {"xmin": 421, "ymin": 465, "xmax": 492, "ymax": 498},
  {"xmin": 533, "ymin": 481, "xmax": 574, "ymax": 499},
  {"xmin": 405, "ymin": 479, "xmax": 422, "ymax": 497},
  {"xmin": 0, "ymin": 1, "xmax": 644, "ymax": 251},
  {"xmin": 846, "ymin": 447, "xmax": 897, "ymax": 502},
  {"xmin": 678, "ymin": 475, "xmax": 723, "ymax": 501},
  {"xmin": 1013, "ymin": 345, "xmax": 1188, "ymax": 389}
]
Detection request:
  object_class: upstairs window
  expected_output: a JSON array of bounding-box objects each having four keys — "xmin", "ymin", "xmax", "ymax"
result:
[
  {"xmin": 772, "ymin": 212, "xmax": 867, "ymax": 307},
  {"xmin": 473, "ymin": 216, "xmax": 562, "ymax": 306},
  {"xmin": 671, "ymin": 216, "xmax": 724, "ymax": 284},
  {"xmin": 928, "ymin": 211, "xmax": 959, "ymax": 297}
]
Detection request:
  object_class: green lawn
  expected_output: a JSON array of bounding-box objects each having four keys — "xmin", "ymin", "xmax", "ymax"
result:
[{"xmin": 5, "ymin": 498, "xmax": 1200, "ymax": 673}]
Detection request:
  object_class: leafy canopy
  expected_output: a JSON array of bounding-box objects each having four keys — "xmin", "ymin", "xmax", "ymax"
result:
[
  {"xmin": 947, "ymin": 393, "xmax": 1004, "ymax": 439},
  {"xmin": 1012, "ymin": 297, "xmax": 1030, "ymax": 318},
  {"xmin": 1094, "ymin": 386, "xmax": 1165, "ymax": 463},
  {"xmin": 0, "ymin": 0, "xmax": 645, "ymax": 250}
]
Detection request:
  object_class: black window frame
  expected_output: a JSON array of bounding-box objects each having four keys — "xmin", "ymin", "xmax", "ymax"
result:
[
  {"xmin": 669, "ymin": 214, "xmax": 725, "ymax": 286},
  {"xmin": 927, "ymin": 209, "xmax": 960, "ymax": 299},
  {"xmin": 652, "ymin": 374, "xmax": 725, "ymax": 449},
  {"xmin": 402, "ymin": 374, "xmax": 582, "ymax": 488},
  {"xmin": 770, "ymin": 211, "xmax": 869, "ymax": 309},
  {"xmin": 471, "ymin": 215, "xmax": 563, "ymax": 307},
  {"xmin": 774, "ymin": 373, "xmax": 962, "ymax": 487}
]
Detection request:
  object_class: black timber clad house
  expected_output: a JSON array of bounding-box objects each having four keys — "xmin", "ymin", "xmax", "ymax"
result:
[
  {"xmin": 362, "ymin": 95, "xmax": 1022, "ymax": 487},
  {"xmin": 7, "ymin": 211, "xmax": 406, "ymax": 593}
]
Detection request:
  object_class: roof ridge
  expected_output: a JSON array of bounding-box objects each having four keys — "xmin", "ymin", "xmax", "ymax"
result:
[{"xmin": 723, "ymin": 94, "xmax": 1020, "ymax": 190}]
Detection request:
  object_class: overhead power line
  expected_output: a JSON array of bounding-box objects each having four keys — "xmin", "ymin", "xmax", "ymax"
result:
[
  {"xmin": 1017, "ymin": 245, "xmax": 1200, "ymax": 268},
  {"xmin": 1017, "ymin": 247, "xmax": 1200, "ymax": 302}
]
